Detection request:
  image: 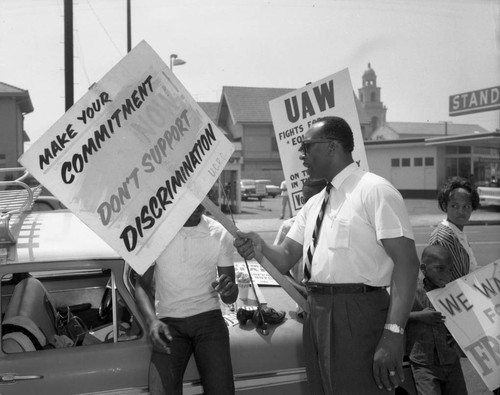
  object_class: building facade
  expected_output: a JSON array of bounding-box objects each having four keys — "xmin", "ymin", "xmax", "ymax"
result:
[
  {"xmin": 2, "ymin": 65, "xmax": 499, "ymax": 207},
  {"xmin": 209, "ymin": 65, "xmax": 499, "ymax": 201},
  {"xmin": 0, "ymin": 82, "xmax": 33, "ymax": 179}
]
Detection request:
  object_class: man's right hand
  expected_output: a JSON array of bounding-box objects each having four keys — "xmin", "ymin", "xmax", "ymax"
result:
[
  {"xmin": 148, "ymin": 319, "xmax": 172, "ymax": 354},
  {"xmin": 234, "ymin": 231, "xmax": 263, "ymax": 261}
]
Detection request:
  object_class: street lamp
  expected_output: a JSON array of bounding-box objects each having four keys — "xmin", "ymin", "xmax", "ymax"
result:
[{"xmin": 170, "ymin": 54, "xmax": 186, "ymax": 71}]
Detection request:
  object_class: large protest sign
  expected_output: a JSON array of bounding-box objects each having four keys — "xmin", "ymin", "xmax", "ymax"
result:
[
  {"xmin": 269, "ymin": 69, "xmax": 368, "ymax": 214},
  {"xmin": 427, "ymin": 260, "xmax": 500, "ymax": 391},
  {"xmin": 19, "ymin": 41, "xmax": 234, "ymax": 275}
]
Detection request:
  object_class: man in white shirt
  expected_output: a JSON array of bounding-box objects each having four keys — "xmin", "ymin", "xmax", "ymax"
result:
[
  {"xmin": 234, "ymin": 116, "xmax": 419, "ymax": 395},
  {"xmin": 135, "ymin": 199, "xmax": 238, "ymax": 395}
]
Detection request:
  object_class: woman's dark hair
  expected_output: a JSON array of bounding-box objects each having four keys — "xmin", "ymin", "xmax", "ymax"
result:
[{"xmin": 437, "ymin": 176, "xmax": 479, "ymax": 212}]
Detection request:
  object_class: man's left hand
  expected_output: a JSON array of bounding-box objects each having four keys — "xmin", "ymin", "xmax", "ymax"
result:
[
  {"xmin": 212, "ymin": 274, "xmax": 238, "ymax": 299},
  {"xmin": 372, "ymin": 331, "xmax": 405, "ymax": 391}
]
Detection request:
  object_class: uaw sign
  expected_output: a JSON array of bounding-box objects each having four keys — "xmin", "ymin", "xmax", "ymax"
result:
[
  {"xmin": 269, "ymin": 68, "xmax": 368, "ymax": 215},
  {"xmin": 449, "ymin": 86, "xmax": 500, "ymax": 116},
  {"xmin": 19, "ymin": 41, "xmax": 234, "ymax": 275},
  {"xmin": 427, "ymin": 260, "xmax": 500, "ymax": 391}
]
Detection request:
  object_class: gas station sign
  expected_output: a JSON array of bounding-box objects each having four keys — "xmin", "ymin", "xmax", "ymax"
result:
[{"xmin": 449, "ymin": 86, "xmax": 500, "ymax": 116}]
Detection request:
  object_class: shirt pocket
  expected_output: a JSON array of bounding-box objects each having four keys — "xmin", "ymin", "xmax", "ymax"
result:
[{"xmin": 328, "ymin": 218, "xmax": 351, "ymax": 250}]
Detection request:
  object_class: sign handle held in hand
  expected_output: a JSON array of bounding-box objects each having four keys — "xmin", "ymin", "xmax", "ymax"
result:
[{"xmin": 202, "ymin": 196, "xmax": 309, "ymax": 313}]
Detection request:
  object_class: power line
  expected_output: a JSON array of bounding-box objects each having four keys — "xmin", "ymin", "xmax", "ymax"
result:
[{"xmin": 85, "ymin": 0, "xmax": 123, "ymax": 57}]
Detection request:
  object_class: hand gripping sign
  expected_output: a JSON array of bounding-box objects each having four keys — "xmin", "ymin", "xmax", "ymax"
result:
[
  {"xmin": 19, "ymin": 41, "xmax": 308, "ymax": 312},
  {"xmin": 427, "ymin": 260, "xmax": 500, "ymax": 391}
]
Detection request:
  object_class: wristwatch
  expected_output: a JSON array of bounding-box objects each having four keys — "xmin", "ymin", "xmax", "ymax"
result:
[{"xmin": 384, "ymin": 323, "xmax": 404, "ymax": 335}]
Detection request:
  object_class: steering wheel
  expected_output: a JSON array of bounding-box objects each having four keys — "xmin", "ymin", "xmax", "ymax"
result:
[{"xmin": 98, "ymin": 282, "xmax": 112, "ymax": 321}]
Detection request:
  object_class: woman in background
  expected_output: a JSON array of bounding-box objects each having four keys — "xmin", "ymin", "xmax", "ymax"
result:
[{"xmin": 429, "ymin": 176, "xmax": 480, "ymax": 281}]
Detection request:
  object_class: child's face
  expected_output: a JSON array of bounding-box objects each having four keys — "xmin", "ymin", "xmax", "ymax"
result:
[
  {"xmin": 446, "ymin": 188, "xmax": 473, "ymax": 230},
  {"xmin": 423, "ymin": 258, "xmax": 452, "ymax": 288}
]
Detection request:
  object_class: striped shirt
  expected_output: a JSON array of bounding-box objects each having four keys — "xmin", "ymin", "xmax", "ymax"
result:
[{"xmin": 429, "ymin": 220, "xmax": 477, "ymax": 281}]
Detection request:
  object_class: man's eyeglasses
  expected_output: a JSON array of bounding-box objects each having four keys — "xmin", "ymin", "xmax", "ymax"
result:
[{"xmin": 298, "ymin": 139, "xmax": 336, "ymax": 155}]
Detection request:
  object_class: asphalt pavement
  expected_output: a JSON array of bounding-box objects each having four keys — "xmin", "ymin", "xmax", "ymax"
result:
[{"xmin": 231, "ymin": 197, "xmax": 500, "ymax": 234}]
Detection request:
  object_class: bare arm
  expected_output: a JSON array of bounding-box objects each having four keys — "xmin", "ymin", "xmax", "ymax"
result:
[
  {"xmin": 135, "ymin": 266, "xmax": 156, "ymax": 322},
  {"xmin": 373, "ymin": 236, "xmax": 419, "ymax": 391},
  {"xmin": 234, "ymin": 231, "xmax": 303, "ymax": 274},
  {"xmin": 409, "ymin": 308, "xmax": 444, "ymax": 326},
  {"xmin": 135, "ymin": 266, "xmax": 172, "ymax": 353}
]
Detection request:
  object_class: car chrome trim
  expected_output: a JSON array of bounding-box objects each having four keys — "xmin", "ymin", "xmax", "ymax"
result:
[
  {"xmin": 0, "ymin": 373, "xmax": 44, "ymax": 383},
  {"xmin": 182, "ymin": 367, "xmax": 308, "ymax": 394},
  {"xmin": 79, "ymin": 387, "xmax": 149, "ymax": 395}
]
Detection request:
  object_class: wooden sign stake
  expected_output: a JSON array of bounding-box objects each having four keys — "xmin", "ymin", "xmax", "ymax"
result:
[{"xmin": 202, "ymin": 197, "xmax": 309, "ymax": 313}]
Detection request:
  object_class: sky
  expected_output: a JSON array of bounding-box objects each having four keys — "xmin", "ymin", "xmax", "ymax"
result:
[{"xmin": 1, "ymin": 0, "xmax": 499, "ymax": 146}]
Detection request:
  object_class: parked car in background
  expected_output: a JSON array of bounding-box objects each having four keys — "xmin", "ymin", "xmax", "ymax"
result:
[
  {"xmin": 256, "ymin": 180, "xmax": 281, "ymax": 198},
  {"xmin": 240, "ymin": 179, "xmax": 266, "ymax": 201},
  {"xmin": 478, "ymin": 182, "xmax": 500, "ymax": 208}
]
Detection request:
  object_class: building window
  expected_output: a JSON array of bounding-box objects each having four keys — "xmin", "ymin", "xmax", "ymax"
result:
[
  {"xmin": 0, "ymin": 154, "xmax": 5, "ymax": 166},
  {"xmin": 414, "ymin": 157, "xmax": 423, "ymax": 167},
  {"xmin": 391, "ymin": 158, "xmax": 400, "ymax": 167},
  {"xmin": 445, "ymin": 146, "xmax": 457, "ymax": 154},
  {"xmin": 425, "ymin": 157, "xmax": 434, "ymax": 166},
  {"xmin": 370, "ymin": 92, "xmax": 376, "ymax": 102},
  {"xmin": 402, "ymin": 158, "xmax": 410, "ymax": 167},
  {"xmin": 458, "ymin": 146, "xmax": 471, "ymax": 154}
]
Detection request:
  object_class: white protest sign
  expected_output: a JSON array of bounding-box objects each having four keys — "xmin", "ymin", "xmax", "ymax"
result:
[
  {"xmin": 427, "ymin": 260, "xmax": 500, "ymax": 391},
  {"xmin": 234, "ymin": 261, "xmax": 278, "ymax": 286},
  {"xmin": 19, "ymin": 41, "xmax": 234, "ymax": 275},
  {"xmin": 269, "ymin": 68, "xmax": 368, "ymax": 214}
]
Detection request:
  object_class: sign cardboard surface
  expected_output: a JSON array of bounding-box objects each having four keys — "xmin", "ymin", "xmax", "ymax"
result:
[
  {"xmin": 427, "ymin": 260, "xmax": 500, "ymax": 391},
  {"xmin": 269, "ymin": 68, "xmax": 368, "ymax": 214},
  {"xmin": 19, "ymin": 41, "xmax": 234, "ymax": 275}
]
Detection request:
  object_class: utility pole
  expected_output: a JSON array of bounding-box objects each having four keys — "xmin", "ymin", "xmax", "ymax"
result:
[
  {"xmin": 127, "ymin": 0, "xmax": 131, "ymax": 52},
  {"xmin": 64, "ymin": 0, "xmax": 74, "ymax": 111}
]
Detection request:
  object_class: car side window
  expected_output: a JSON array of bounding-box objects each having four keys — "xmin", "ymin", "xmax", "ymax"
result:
[{"xmin": 0, "ymin": 269, "xmax": 142, "ymax": 353}]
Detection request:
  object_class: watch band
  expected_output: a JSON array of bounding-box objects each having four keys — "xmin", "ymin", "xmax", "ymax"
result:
[{"xmin": 384, "ymin": 323, "xmax": 404, "ymax": 335}]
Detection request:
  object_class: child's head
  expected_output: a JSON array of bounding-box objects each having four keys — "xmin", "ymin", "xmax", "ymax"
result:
[
  {"xmin": 420, "ymin": 245, "xmax": 453, "ymax": 288},
  {"xmin": 437, "ymin": 176, "xmax": 479, "ymax": 230}
]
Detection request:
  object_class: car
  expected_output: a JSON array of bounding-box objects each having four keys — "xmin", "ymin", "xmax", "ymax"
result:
[
  {"xmin": 255, "ymin": 179, "xmax": 281, "ymax": 198},
  {"xmin": 0, "ymin": 176, "xmax": 309, "ymax": 395},
  {"xmin": 32, "ymin": 196, "xmax": 67, "ymax": 211},
  {"xmin": 478, "ymin": 187, "xmax": 500, "ymax": 208},
  {"xmin": 240, "ymin": 179, "xmax": 266, "ymax": 201}
]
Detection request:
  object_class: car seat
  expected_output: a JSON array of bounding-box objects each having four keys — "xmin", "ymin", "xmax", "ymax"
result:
[{"xmin": 1, "ymin": 277, "xmax": 58, "ymax": 353}]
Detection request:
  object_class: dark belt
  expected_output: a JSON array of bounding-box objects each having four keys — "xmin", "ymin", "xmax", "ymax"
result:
[{"xmin": 305, "ymin": 282, "xmax": 385, "ymax": 295}]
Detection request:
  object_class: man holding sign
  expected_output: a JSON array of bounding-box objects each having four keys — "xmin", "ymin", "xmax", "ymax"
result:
[
  {"xmin": 135, "ymin": 195, "xmax": 238, "ymax": 395},
  {"xmin": 234, "ymin": 116, "xmax": 420, "ymax": 394}
]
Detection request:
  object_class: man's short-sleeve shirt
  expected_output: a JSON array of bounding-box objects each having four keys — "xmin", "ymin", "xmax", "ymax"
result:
[
  {"xmin": 154, "ymin": 215, "xmax": 234, "ymax": 318},
  {"xmin": 287, "ymin": 163, "xmax": 414, "ymax": 286}
]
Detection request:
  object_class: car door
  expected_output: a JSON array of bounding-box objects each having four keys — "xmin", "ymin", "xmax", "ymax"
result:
[{"xmin": 0, "ymin": 262, "xmax": 151, "ymax": 395}]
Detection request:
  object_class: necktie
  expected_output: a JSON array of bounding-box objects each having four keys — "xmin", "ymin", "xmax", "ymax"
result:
[{"xmin": 304, "ymin": 182, "xmax": 332, "ymax": 281}]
